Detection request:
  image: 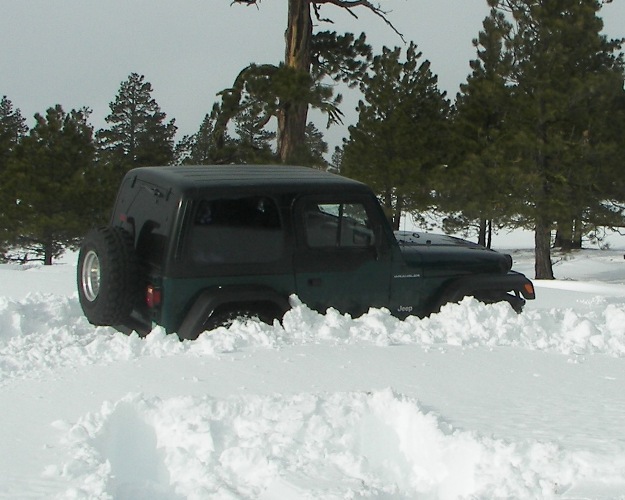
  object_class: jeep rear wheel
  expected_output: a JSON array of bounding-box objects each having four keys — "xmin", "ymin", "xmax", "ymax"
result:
[
  {"xmin": 206, "ymin": 309, "xmax": 272, "ymax": 330},
  {"xmin": 77, "ymin": 227, "xmax": 139, "ymax": 326}
]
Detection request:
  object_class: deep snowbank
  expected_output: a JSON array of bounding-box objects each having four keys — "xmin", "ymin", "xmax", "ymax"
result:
[
  {"xmin": 2, "ymin": 293, "xmax": 625, "ymax": 386},
  {"xmin": 50, "ymin": 389, "xmax": 625, "ymax": 499},
  {"xmin": 2, "ymin": 249, "xmax": 625, "ymax": 498}
]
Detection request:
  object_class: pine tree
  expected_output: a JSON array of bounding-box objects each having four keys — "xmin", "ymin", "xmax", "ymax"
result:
[
  {"xmin": 445, "ymin": 10, "xmax": 518, "ymax": 247},
  {"xmin": 0, "ymin": 96, "xmax": 28, "ymax": 256},
  {"xmin": 97, "ymin": 73, "xmax": 177, "ymax": 182},
  {"xmin": 489, "ymin": 0, "xmax": 625, "ymax": 278},
  {"xmin": 302, "ymin": 122, "xmax": 329, "ymax": 169},
  {"xmin": 230, "ymin": 0, "xmax": 402, "ymax": 163},
  {"xmin": 341, "ymin": 43, "xmax": 450, "ymax": 229},
  {"xmin": 0, "ymin": 96, "xmax": 27, "ymax": 174},
  {"xmin": 0, "ymin": 105, "xmax": 96, "ymax": 264},
  {"xmin": 177, "ymin": 99, "xmax": 328, "ymax": 167},
  {"xmin": 176, "ymin": 103, "xmax": 277, "ymax": 165},
  {"xmin": 232, "ymin": 107, "xmax": 277, "ymax": 164},
  {"xmin": 216, "ymin": 30, "xmax": 372, "ymax": 164},
  {"xmin": 176, "ymin": 108, "xmax": 228, "ymax": 165}
]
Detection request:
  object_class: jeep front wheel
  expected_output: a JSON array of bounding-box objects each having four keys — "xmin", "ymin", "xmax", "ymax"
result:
[{"xmin": 77, "ymin": 227, "xmax": 139, "ymax": 326}]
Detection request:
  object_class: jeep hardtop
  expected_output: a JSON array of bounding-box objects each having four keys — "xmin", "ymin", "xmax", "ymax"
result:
[{"xmin": 77, "ymin": 165, "xmax": 535, "ymax": 339}]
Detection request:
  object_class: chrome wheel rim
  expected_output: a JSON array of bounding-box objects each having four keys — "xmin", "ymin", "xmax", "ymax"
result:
[{"xmin": 81, "ymin": 250, "xmax": 101, "ymax": 302}]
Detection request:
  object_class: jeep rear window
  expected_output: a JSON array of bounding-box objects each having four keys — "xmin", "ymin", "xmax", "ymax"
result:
[{"xmin": 188, "ymin": 196, "xmax": 284, "ymax": 264}]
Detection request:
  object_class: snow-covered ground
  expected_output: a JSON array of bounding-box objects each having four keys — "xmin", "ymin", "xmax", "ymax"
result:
[{"xmin": 2, "ymin": 237, "xmax": 625, "ymax": 499}]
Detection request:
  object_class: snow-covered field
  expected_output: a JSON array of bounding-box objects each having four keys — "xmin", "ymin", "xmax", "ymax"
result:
[{"xmin": 2, "ymin": 239, "xmax": 625, "ymax": 499}]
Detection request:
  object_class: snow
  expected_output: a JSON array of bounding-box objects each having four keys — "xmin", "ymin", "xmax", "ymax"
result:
[{"xmin": 2, "ymin": 243, "xmax": 625, "ymax": 499}]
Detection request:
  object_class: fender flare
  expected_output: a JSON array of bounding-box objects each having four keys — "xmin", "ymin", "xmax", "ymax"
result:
[
  {"xmin": 177, "ymin": 285, "xmax": 291, "ymax": 340},
  {"xmin": 434, "ymin": 272, "xmax": 535, "ymax": 312}
]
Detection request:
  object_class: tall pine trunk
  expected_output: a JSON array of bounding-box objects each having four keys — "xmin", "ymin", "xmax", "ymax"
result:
[
  {"xmin": 554, "ymin": 217, "xmax": 582, "ymax": 251},
  {"xmin": 478, "ymin": 219, "xmax": 487, "ymax": 247},
  {"xmin": 43, "ymin": 239, "xmax": 54, "ymax": 266},
  {"xmin": 477, "ymin": 219, "xmax": 493, "ymax": 248},
  {"xmin": 392, "ymin": 194, "xmax": 403, "ymax": 231},
  {"xmin": 534, "ymin": 107, "xmax": 554, "ymax": 279},
  {"xmin": 279, "ymin": 0, "xmax": 312, "ymax": 163},
  {"xmin": 534, "ymin": 215, "xmax": 554, "ymax": 279},
  {"xmin": 278, "ymin": 0, "xmax": 312, "ymax": 163}
]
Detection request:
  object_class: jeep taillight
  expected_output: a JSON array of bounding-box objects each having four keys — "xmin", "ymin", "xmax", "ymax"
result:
[{"xmin": 146, "ymin": 285, "xmax": 162, "ymax": 308}]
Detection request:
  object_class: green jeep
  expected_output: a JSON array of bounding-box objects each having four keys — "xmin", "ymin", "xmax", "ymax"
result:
[{"xmin": 77, "ymin": 165, "xmax": 535, "ymax": 340}]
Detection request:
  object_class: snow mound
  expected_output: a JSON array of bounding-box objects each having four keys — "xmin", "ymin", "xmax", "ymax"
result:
[
  {"xmin": 3, "ymin": 295, "xmax": 625, "ymax": 385},
  {"xmin": 50, "ymin": 389, "xmax": 625, "ymax": 499}
]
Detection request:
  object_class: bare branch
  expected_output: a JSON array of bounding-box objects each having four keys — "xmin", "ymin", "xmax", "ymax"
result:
[
  {"xmin": 313, "ymin": 0, "xmax": 405, "ymax": 42},
  {"xmin": 231, "ymin": 0, "xmax": 260, "ymax": 7},
  {"xmin": 312, "ymin": 2, "xmax": 337, "ymax": 24},
  {"xmin": 231, "ymin": 0, "xmax": 404, "ymax": 42}
]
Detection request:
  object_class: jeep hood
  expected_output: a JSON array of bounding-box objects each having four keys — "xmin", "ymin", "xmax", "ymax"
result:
[{"xmin": 394, "ymin": 231, "xmax": 513, "ymax": 276}]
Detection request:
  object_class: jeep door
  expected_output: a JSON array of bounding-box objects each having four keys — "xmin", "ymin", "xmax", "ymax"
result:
[{"xmin": 292, "ymin": 195, "xmax": 392, "ymax": 317}]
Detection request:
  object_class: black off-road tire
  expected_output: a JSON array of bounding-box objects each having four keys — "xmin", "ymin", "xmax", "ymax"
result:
[
  {"xmin": 204, "ymin": 307, "xmax": 275, "ymax": 333},
  {"xmin": 77, "ymin": 227, "xmax": 139, "ymax": 326}
]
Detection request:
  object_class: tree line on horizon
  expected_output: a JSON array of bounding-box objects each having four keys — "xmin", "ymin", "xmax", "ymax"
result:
[{"xmin": 0, "ymin": 0, "xmax": 624, "ymax": 280}]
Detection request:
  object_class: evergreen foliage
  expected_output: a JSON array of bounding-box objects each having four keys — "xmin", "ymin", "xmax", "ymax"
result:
[
  {"xmin": 177, "ymin": 106, "xmax": 328, "ymax": 168},
  {"xmin": 97, "ymin": 73, "xmax": 177, "ymax": 184},
  {"xmin": 213, "ymin": 31, "xmax": 371, "ymax": 164},
  {"xmin": 0, "ymin": 105, "xmax": 97, "ymax": 264},
  {"xmin": 0, "ymin": 96, "xmax": 28, "ymax": 257},
  {"xmin": 175, "ymin": 107, "xmax": 232, "ymax": 165},
  {"xmin": 176, "ymin": 104, "xmax": 278, "ymax": 165},
  {"xmin": 443, "ymin": 10, "xmax": 517, "ymax": 247},
  {"xmin": 302, "ymin": 122, "xmax": 329, "ymax": 169},
  {"xmin": 340, "ymin": 43, "xmax": 450, "ymax": 229},
  {"xmin": 485, "ymin": 0, "xmax": 625, "ymax": 278},
  {"xmin": 0, "ymin": 96, "xmax": 27, "ymax": 175},
  {"xmin": 3, "ymin": 1, "xmax": 624, "ymax": 270},
  {"xmin": 233, "ymin": 107, "xmax": 277, "ymax": 164}
]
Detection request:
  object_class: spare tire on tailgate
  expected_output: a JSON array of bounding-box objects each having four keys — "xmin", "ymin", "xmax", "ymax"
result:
[{"xmin": 77, "ymin": 226, "xmax": 139, "ymax": 326}]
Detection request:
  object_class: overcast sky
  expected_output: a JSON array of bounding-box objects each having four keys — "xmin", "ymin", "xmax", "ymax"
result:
[{"xmin": 2, "ymin": 0, "xmax": 624, "ymax": 149}]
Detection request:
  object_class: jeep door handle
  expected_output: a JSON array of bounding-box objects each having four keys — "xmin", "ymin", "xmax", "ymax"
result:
[{"xmin": 308, "ymin": 278, "xmax": 322, "ymax": 286}]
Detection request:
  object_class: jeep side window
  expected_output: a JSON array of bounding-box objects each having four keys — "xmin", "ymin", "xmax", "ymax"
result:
[
  {"xmin": 303, "ymin": 201, "xmax": 375, "ymax": 248},
  {"xmin": 189, "ymin": 196, "xmax": 284, "ymax": 263}
]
